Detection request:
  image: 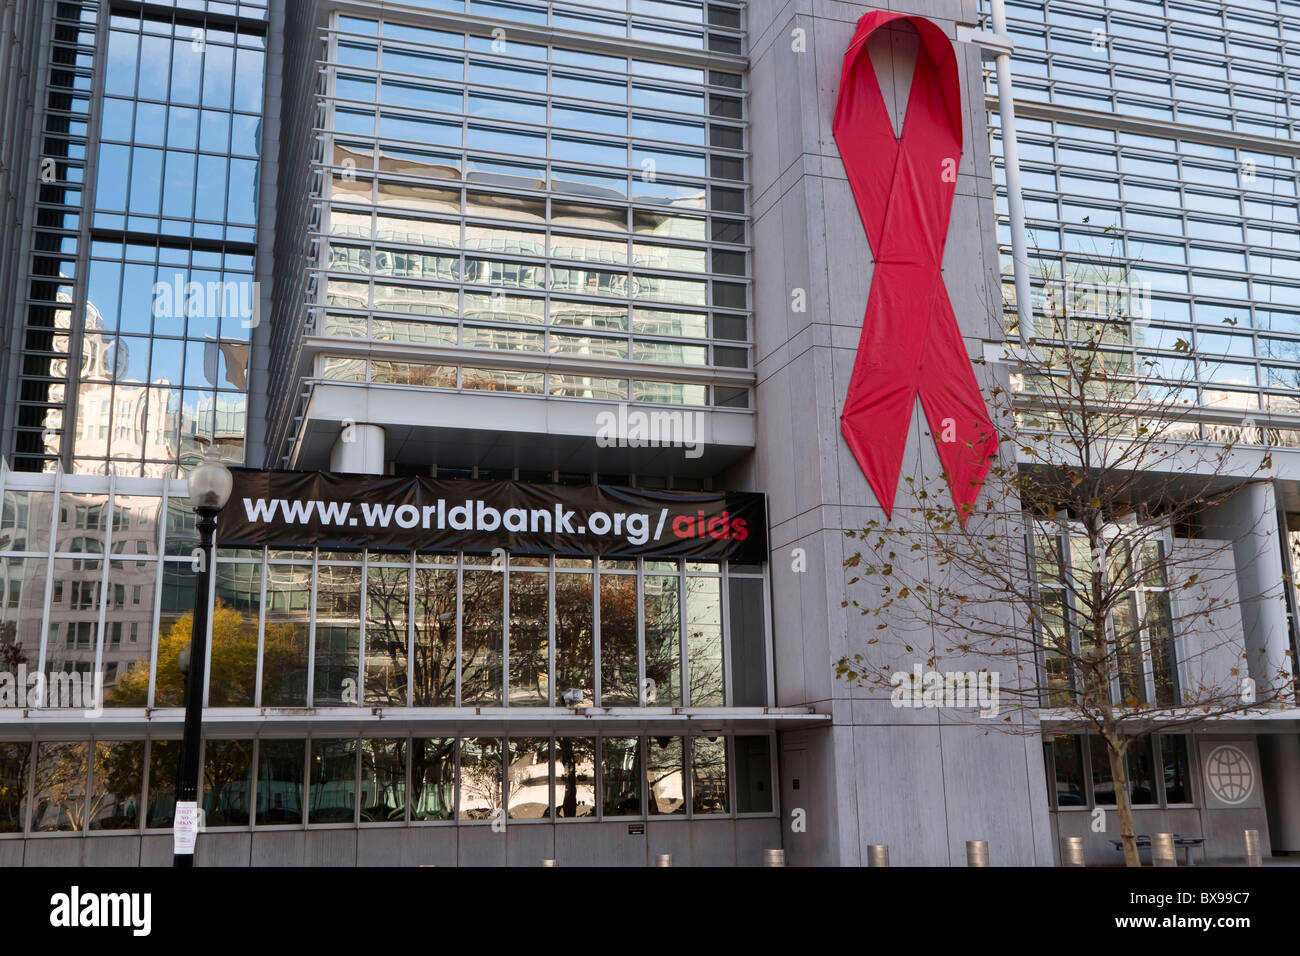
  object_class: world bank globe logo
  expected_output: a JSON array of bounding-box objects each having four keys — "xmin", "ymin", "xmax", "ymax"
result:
[{"xmin": 1204, "ymin": 745, "xmax": 1255, "ymax": 805}]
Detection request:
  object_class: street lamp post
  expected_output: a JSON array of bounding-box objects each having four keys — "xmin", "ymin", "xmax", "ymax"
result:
[{"xmin": 173, "ymin": 446, "xmax": 233, "ymax": 868}]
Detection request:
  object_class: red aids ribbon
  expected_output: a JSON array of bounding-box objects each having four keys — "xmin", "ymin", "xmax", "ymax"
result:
[{"xmin": 833, "ymin": 12, "xmax": 998, "ymax": 523}]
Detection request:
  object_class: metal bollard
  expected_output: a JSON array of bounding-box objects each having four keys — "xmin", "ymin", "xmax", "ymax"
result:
[
  {"xmin": 1244, "ymin": 829, "xmax": 1262, "ymax": 867},
  {"xmin": 1152, "ymin": 833, "xmax": 1177, "ymax": 867},
  {"xmin": 540, "ymin": 858, "xmax": 556, "ymax": 867},
  {"xmin": 867, "ymin": 844, "xmax": 890, "ymax": 867},
  {"xmin": 1061, "ymin": 836, "xmax": 1085, "ymax": 867},
  {"xmin": 654, "ymin": 853, "xmax": 673, "ymax": 867},
  {"xmin": 764, "ymin": 848, "xmax": 785, "ymax": 867},
  {"xmin": 966, "ymin": 841, "xmax": 989, "ymax": 867}
]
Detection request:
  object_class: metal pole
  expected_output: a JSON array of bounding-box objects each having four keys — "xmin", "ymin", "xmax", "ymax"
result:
[
  {"xmin": 867, "ymin": 844, "xmax": 890, "ymax": 867},
  {"xmin": 1152, "ymin": 833, "xmax": 1177, "ymax": 867},
  {"xmin": 173, "ymin": 508, "xmax": 216, "ymax": 868},
  {"xmin": 764, "ymin": 849, "xmax": 785, "ymax": 867},
  {"xmin": 1244, "ymin": 829, "xmax": 1261, "ymax": 867},
  {"xmin": 989, "ymin": 0, "xmax": 1034, "ymax": 344},
  {"xmin": 966, "ymin": 840, "xmax": 990, "ymax": 867},
  {"xmin": 1061, "ymin": 836, "xmax": 1085, "ymax": 867}
]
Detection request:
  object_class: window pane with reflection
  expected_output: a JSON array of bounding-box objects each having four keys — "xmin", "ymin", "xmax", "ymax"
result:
[
  {"xmin": 690, "ymin": 737, "xmax": 728, "ymax": 813},
  {"xmin": 412, "ymin": 737, "xmax": 456, "ymax": 821},
  {"xmin": 554, "ymin": 737, "xmax": 596, "ymax": 818},
  {"xmin": 203, "ymin": 739, "xmax": 253, "ymax": 826},
  {"xmin": 365, "ymin": 564, "xmax": 409, "ymax": 705},
  {"xmin": 646, "ymin": 736, "xmax": 684, "ymax": 815},
  {"xmin": 309, "ymin": 738, "xmax": 357, "ymax": 823},
  {"xmin": 314, "ymin": 564, "xmax": 361, "ymax": 706},
  {"xmin": 90, "ymin": 739, "xmax": 144, "ymax": 830},
  {"xmin": 686, "ymin": 575, "xmax": 724, "ymax": 705},
  {"xmin": 644, "ymin": 573, "xmax": 680, "ymax": 705},
  {"xmin": 262, "ymin": 565, "xmax": 311, "ymax": 706},
  {"xmin": 413, "ymin": 565, "xmax": 457, "ymax": 705},
  {"xmin": 361, "ymin": 738, "xmax": 407, "ymax": 824},
  {"xmin": 31, "ymin": 742, "xmax": 89, "ymax": 831},
  {"xmin": 601, "ymin": 736, "xmax": 641, "ymax": 816},
  {"xmin": 507, "ymin": 737, "xmax": 551, "ymax": 819},
  {"xmin": 555, "ymin": 571, "xmax": 593, "ymax": 704},
  {"xmin": 0, "ymin": 742, "xmax": 30, "ymax": 833},
  {"xmin": 599, "ymin": 573, "xmax": 638, "ymax": 705},
  {"xmin": 145, "ymin": 739, "xmax": 178, "ymax": 828},
  {"xmin": 256, "ymin": 739, "xmax": 304, "ymax": 825},
  {"xmin": 508, "ymin": 569, "xmax": 549, "ymax": 705},
  {"xmin": 459, "ymin": 736, "xmax": 503, "ymax": 820},
  {"xmin": 461, "ymin": 570, "xmax": 503, "ymax": 704}
]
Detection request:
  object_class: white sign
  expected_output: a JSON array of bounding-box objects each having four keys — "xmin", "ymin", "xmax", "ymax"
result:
[{"xmin": 173, "ymin": 801, "xmax": 200, "ymax": 855}]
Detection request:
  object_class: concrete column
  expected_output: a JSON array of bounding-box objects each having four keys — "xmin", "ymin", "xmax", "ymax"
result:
[
  {"xmin": 329, "ymin": 423, "xmax": 385, "ymax": 475},
  {"xmin": 1207, "ymin": 481, "xmax": 1291, "ymax": 696}
]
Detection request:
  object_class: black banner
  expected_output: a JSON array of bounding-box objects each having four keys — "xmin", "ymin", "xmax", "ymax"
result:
[{"xmin": 216, "ymin": 469, "xmax": 768, "ymax": 563}]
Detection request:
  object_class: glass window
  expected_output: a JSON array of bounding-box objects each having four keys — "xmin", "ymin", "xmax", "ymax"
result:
[
  {"xmin": 0, "ymin": 742, "xmax": 29, "ymax": 833},
  {"xmin": 555, "ymin": 571, "xmax": 593, "ymax": 705},
  {"xmin": 643, "ymin": 572, "xmax": 680, "ymax": 705},
  {"xmin": 690, "ymin": 736, "xmax": 728, "ymax": 813},
  {"xmin": 90, "ymin": 740, "xmax": 144, "ymax": 830},
  {"xmin": 685, "ymin": 574, "xmax": 723, "ymax": 706},
  {"xmin": 1089, "ymin": 734, "xmax": 1117, "ymax": 806},
  {"xmin": 507, "ymin": 737, "xmax": 551, "ymax": 819},
  {"xmin": 203, "ymin": 738, "xmax": 253, "ymax": 826},
  {"xmin": 1161, "ymin": 734, "xmax": 1192, "ymax": 803},
  {"xmin": 601, "ymin": 736, "xmax": 641, "ymax": 816},
  {"xmin": 365, "ymin": 564, "xmax": 409, "ymax": 705},
  {"xmin": 411, "ymin": 737, "xmax": 456, "ymax": 820},
  {"xmin": 314, "ymin": 564, "xmax": 360, "ymax": 706},
  {"xmin": 459, "ymin": 736, "xmax": 503, "ymax": 820},
  {"xmin": 508, "ymin": 568, "xmax": 549, "ymax": 705},
  {"xmin": 554, "ymin": 737, "xmax": 595, "ymax": 818},
  {"xmin": 262, "ymin": 564, "xmax": 311, "ymax": 707},
  {"xmin": 461, "ymin": 569, "xmax": 503, "ymax": 704},
  {"xmin": 599, "ymin": 572, "xmax": 638, "ymax": 706},
  {"xmin": 256, "ymin": 739, "xmax": 304, "ymax": 824},
  {"xmin": 361, "ymin": 738, "xmax": 408, "ymax": 823},
  {"xmin": 646, "ymin": 736, "xmax": 685, "ymax": 814},
  {"xmin": 308, "ymin": 738, "xmax": 357, "ymax": 823},
  {"xmin": 734, "ymin": 736, "xmax": 773, "ymax": 813},
  {"xmin": 29, "ymin": 742, "xmax": 89, "ymax": 831}
]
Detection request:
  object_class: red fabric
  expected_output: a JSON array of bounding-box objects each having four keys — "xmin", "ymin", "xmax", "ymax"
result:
[{"xmin": 833, "ymin": 12, "xmax": 997, "ymax": 524}]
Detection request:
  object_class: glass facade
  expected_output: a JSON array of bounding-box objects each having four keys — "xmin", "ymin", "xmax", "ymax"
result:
[
  {"xmin": 0, "ymin": 473, "xmax": 769, "ymax": 710},
  {"xmin": 988, "ymin": 0, "xmax": 1300, "ymax": 446},
  {"xmin": 73, "ymin": 4, "xmax": 267, "ymax": 476},
  {"xmin": 0, "ymin": 731, "xmax": 771, "ymax": 834},
  {"xmin": 11, "ymin": 0, "xmax": 99, "ymax": 474},
  {"xmin": 269, "ymin": 3, "xmax": 749, "ymax": 464}
]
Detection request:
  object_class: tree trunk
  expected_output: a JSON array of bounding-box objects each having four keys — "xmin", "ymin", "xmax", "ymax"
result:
[{"xmin": 1106, "ymin": 736, "xmax": 1141, "ymax": 867}]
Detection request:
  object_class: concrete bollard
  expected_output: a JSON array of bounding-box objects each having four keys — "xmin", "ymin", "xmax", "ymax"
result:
[
  {"xmin": 1061, "ymin": 836, "xmax": 1085, "ymax": 867},
  {"xmin": 867, "ymin": 844, "xmax": 890, "ymax": 867},
  {"xmin": 654, "ymin": 853, "xmax": 673, "ymax": 867},
  {"xmin": 1152, "ymin": 833, "xmax": 1177, "ymax": 867},
  {"xmin": 540, "ymin": 858, "xmax": 556, "ymax": 867},
  {"xmin": 764, "ymin": 848, "xmax": 785, "ymax": 867},
  {"xmin": 966, "ymin": 841, "xmax": 989, "ymax": 867},
  {"xmin": 1244, "ymin": 829, "xmax": 1261, "ymax": 867}
]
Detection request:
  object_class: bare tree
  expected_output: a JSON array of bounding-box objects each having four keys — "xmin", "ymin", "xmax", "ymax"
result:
[{"xmin": 837, "ymin": 253, "xmax": 1293, "ymax": 866}]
